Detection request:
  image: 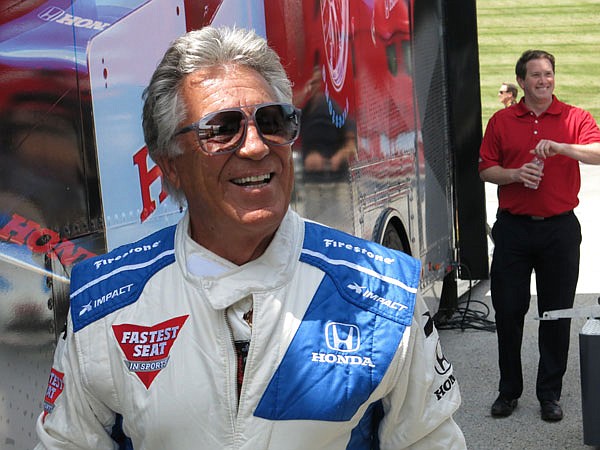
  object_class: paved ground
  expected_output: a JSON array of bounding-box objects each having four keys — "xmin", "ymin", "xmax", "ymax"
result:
[
  {"xmin": 438, "ymin": 164, "xmax": 600, "ymax": 450},
  {"xmin": 440, "ymin": 284, "xmax": 599, "ymax": 450}
]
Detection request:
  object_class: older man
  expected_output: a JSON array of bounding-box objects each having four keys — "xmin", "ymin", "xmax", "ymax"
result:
[{"xmin": 35, "ymin": 26, "xmax": 465, "ymax": 449}]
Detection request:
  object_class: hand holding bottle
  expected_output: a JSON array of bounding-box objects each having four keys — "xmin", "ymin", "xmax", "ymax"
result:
[{"xmin": 524, "ymin": 156, "xmax": 544, "ymax": 189}]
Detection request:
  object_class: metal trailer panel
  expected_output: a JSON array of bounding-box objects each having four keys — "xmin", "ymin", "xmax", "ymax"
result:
[
  {"xmin": 412, "ymin": 0, "xmax": 455, "ymax": 289},
  {"xmin": 443, "ymin": 0, "xmax": 489, "ymax": 281},
  {"xmin": 88, "ymin": 0, "xmax": 187, "ymax": 249},
  {"xmin": 0, "ymin": 1, "xmax": 138, "ymax": 447},
  {"xmin": 277, "ymin": 0, "xmax": 465, "ymax": 295}
]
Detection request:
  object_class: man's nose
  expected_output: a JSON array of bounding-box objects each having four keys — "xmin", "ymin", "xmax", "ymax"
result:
[{"xmin": 237, "ymin": 121, "xmax": 270, "ymax": 160}]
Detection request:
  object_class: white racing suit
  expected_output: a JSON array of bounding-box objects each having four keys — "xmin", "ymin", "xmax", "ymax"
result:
[{"xmin": 35, "ymin": 210, "xmax": 466, "ymax": 449}]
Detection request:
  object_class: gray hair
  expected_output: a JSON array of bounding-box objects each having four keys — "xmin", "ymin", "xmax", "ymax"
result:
[{"xmin": 141, "ymin": 26, "xmax": 293, "ymax": 202}]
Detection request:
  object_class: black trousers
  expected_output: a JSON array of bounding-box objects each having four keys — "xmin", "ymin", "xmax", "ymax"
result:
[{"xmin": 490, "ymin": 210, "xmax": 581, "ymax": 402}]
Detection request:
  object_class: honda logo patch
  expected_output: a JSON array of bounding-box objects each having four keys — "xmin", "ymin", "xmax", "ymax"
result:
[{"xmin": 325, "ymin": 322, "xmax": 360, "ymax": 352}]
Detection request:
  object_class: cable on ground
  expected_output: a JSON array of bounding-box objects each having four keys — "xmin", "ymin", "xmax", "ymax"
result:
[{"xmin": 435, "ymin": 262, "xmax": 496, "ymax": 332}]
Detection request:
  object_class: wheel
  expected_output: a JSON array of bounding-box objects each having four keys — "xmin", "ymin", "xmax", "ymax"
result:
[{"xmin": 381, "ymin": 223, "xmax": 407, "ymax": 254}]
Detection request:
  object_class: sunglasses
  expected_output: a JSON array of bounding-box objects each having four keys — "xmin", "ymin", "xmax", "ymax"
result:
[
  {"xmin": 498, "ymin": 90, "xmax": 508, "ymax": 94},
  {"xmin": 174, "ymin": 102, "xmax": 301, "ymax": 155}
]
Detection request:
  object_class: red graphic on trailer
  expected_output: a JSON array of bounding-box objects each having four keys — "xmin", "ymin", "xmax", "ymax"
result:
[
  {"xmin": 113, "ymin": 315, "xmax": 189, "ymax": 389},
  {"xmin": 43, "ymin": 368, "xmax": 65, "ymax": 421},
  {"xmin": 133, "ymin": 146, "xmax": 169, "ymax": 223},
  {"xmin": 0, "ymin": 213, "xmax": 96, "ymax": 265}
]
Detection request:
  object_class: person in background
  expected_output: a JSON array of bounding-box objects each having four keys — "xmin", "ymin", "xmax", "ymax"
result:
[
  {"xmin": 480, "ymin": 49, "xmax": 600, "ymax": 422},
  {"xmin": 292, "ymin": 63, "xmax": 357, "ymax": 233},
  {"xmin": 297, "ymin": 64, "xmax": 356, "ymax": 178},
  {"xmin": 35, "ymin": 26, "xmax": 466, "ymax": 449},
  {"xmin": 498, "ymin": 82, "xmax": 518, "ymax": 107}
]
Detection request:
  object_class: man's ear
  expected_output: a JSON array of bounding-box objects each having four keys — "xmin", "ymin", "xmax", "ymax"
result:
[
  {"xmin": 516, "ymin": 77, "xmax": 525, "ymax": 90},
  {"xmin": 156, "ymin": 155, "xmax": 181, "ymax": 190}
]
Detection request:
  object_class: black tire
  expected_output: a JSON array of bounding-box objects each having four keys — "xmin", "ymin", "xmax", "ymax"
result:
[{"xmin": 381, "ymin": 223, "xmax": 407, "ymax": 254}]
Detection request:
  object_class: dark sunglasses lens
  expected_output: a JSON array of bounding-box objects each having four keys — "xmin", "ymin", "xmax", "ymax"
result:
[
  {"xmin": 255, "ymin": 104, "xmax": 299, "ymax": 144},
  {"xmin": 199, "ymin": 110, "xmax": 244, "ymax": 153}
]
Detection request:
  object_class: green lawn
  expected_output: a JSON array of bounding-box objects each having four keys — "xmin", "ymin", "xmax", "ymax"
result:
[{"xmin": 476, "ymin": 0, "xmax": 600, "ymax": 129}]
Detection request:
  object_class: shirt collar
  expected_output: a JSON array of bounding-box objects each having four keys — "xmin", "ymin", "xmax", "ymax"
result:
[{"xmin": 514, "ymin": 95, "xmax": 563, "ymax": 117}]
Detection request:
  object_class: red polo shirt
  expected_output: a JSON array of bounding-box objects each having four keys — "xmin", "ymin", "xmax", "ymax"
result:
[{"xmin": 479, "ymin": 96, "xmax": 600, "ymax": 217}]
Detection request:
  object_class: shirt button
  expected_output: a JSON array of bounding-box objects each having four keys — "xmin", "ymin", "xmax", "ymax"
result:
[{"xmin": 534, "ymin": 130, "xmax": 538, "ymax": 134}]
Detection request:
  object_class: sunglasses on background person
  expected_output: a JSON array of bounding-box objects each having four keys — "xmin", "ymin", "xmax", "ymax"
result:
[{"xmin": 174, "ymin": 102, "xmax": 301, "ymax": 155}]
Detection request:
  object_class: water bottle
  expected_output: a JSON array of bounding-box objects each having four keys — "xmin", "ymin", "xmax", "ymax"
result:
[{"xmin": 524, "ymin": 156, "xmax": 544, "ymax": 189}]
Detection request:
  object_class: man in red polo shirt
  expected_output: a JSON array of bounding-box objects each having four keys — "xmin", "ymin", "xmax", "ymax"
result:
[{"xmin": 479, "ymin": 49, "xmax": 600, "ymax": 422}]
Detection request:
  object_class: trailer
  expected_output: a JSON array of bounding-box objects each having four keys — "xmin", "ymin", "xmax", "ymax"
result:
[{"xmin": 0, "ymin": 0, "xmax": 487, "ymax": 448}]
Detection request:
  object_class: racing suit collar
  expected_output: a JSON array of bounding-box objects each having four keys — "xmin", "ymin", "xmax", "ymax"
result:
[{"xmin": 175, "ymin": 208, "xmax": 304, "ymax": 310}]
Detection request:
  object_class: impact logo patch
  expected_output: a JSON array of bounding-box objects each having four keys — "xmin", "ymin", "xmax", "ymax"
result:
[
  {"xmin": 347, "ymin": 282, "xmax": 409, "ymax": 312},
  {"xmin": 113, "ymin": 315, "xmax": 188, "ymax": 389},
  {"xmin": 43, "ymin": 368, "xmax": 64, "ymax": 421}
]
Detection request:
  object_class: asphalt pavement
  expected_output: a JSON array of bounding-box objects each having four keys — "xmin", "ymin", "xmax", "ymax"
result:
[{"xmin": 438, "ymin": 164, "xmax": 600, "ymax": 450}]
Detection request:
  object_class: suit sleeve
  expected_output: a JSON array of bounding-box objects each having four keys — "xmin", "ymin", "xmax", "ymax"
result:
[
  {"xmin": 378, "ymin": 294, "xmax": 467, "ymax": 450},
  {"xmin": 34, "ymin": 311, "xmax": 118, "ymax": 450}
]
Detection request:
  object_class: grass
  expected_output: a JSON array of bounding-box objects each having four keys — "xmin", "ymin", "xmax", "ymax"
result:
[{"xmin": 476, "ymin": 0, "xmax": 600, "ymax": 129}]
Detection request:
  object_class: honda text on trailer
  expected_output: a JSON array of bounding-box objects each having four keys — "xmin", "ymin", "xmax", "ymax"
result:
[{"xmin": 0, "ymin": 0, "xmax": 487, "ymax": 448}]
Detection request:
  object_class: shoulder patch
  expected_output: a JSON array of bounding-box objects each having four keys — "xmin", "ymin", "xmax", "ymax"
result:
[
  {"xmin": 42, "ymin": 368, "xmax": 64, "ymax": 421},
  {"xmin": 300, "ymin": 220, "xmax": 421, "ymax": 326},
  {"xmin": 70, "ymin": 226, "xmax": 177, "ymax": 332}
]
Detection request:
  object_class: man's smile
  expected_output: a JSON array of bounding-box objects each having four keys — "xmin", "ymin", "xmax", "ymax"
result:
[{"xmin": 231, "ymin": 172, "xmax": 273, "ymax": 187}]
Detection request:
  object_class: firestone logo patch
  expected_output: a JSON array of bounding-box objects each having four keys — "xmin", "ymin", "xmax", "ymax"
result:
[
  {"xmin": 113, "ymin": 315, "xmax": 188, "ymax": 389},
  {"xmin": 43, "ymin": 368, "xmax": 64, "ymax": 421}
]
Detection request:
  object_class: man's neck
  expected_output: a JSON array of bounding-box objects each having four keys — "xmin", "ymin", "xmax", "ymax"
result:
[
  {"xmin": 524, "ymin": 96, "xmax": 552, "ymax": 116},
  {"xmin": 188, "ymin": 218, "xmax": 278, "ymax": 266}
]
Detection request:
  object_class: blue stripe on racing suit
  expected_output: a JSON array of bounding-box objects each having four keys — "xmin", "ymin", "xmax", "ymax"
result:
[
  {"xmin": 347, "ymin": 401, "xmax": 384, "ymax": 450},
  {"xmin": 254, "ymin": 222, "xmax": 420, "ymax": 428},
  {"xmin": 69, "ymin": 225, "xmax": 177, "ymax": 332}
]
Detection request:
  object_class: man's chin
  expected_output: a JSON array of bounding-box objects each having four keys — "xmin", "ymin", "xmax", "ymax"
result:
[{"xmin": 235, "ymin": 206, "xmax": 286, "ymax": 228}]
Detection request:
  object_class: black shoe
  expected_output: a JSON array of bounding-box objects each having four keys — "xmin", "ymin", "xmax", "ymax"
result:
[
  {"xmin": 491, "ymin": 396, "xmax": 518, "ymax": 417},
  {"xmin": 540, "ymin": 400, "xmax": 563, "ymax": 422}
]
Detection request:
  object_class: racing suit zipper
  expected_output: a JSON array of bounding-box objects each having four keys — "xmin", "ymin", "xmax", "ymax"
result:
[
  {"xmin": 226, "ymin": 294, "xmax": 257, "ymax": 449},
  {"xmin": 224, "ymin": 309, "xmax": 239, "ymax": 446}
]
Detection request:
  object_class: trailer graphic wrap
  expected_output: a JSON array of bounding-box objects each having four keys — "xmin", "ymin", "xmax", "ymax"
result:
[{"xmin": 0, "ymin": 0, "xmax": 487, "ymax": 448}]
